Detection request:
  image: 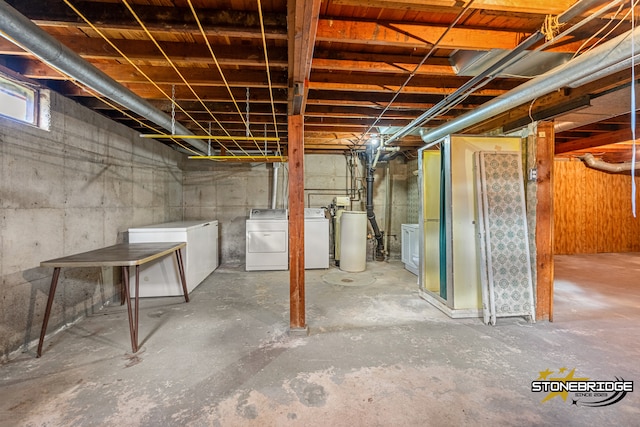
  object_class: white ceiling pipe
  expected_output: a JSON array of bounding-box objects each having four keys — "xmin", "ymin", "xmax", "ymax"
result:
[
  {"xmin": 420, "ymin": 26, "xmax": 640, "ymax": 146},
  {"xmin": 0, "ymin": 1, "xmax": 208, "ymax": 154},
  {"xmin": 579, "ymin": 153, "xmax": 640, "ymax": 173}
]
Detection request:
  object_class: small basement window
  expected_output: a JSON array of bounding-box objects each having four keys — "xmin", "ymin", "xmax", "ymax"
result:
[{"xmin": 0, "ymin": 73, "xmax": 38, "ymax": 125}]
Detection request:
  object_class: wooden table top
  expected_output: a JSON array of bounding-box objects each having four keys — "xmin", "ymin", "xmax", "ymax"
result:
[{"xmin": 40, "ymin": 242, "xmax": 186, "ymax": 268}]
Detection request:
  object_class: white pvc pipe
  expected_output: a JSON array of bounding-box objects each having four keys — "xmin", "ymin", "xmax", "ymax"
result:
[
  {"xmin": 271, "ymin": 163, "xmax": 280, "ymax": 209},
  {"xmin": 579, "ymin": 153, "xmax": 640, "ymax": 172}
]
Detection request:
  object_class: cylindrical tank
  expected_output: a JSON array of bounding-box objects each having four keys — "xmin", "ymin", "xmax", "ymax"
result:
[
  {"xmin": 334, "ymin": 208, "xmax": 345, "ymax": 265},
  {"xmin": 339, "ymin": 211, "xmax": 367, "ymax": 272}
]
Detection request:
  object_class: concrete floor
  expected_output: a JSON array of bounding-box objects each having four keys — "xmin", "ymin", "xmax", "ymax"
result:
[{"xmin": 1, "ymin": 254, "xmax": 639, "ymax": 426}]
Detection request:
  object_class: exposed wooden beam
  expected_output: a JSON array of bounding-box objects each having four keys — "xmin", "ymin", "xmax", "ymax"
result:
[
  {"xmin": 7, "ymin": 1, "xmax": 287, "ymax": 38},
  {"xmin": 15, "ymin": 59, "xmax": 288, "ymax": 87},
  {"xmin": 535, "ymin": 121, "xmax": 555, "ymax": 322},
  {"xmin": 332, "ymin": 0, "xmax": 577, "ymax": 15},
  {"xmin": 0, "ymin": 37, "xmax": 288, "ymax": 67},
  {"xmin": 310, "ymin": 71, "xmax": 525, "ymax": 89},
  {"xmin": 52, "ymin": 81, "xmax": 288, "ymax": 101},
  {"xmin": 556, "ymin": 128, "xmax": 640, "ymax": 154},
  {"xmin": 554, "ymin": 143, "xmax": 640, "ymax": 158},
  {"xmin": 288, "ymin": 114, "xmax": 306, "ymax": 332},
  {"xmin": 311, "ymin": 57, "xmax": 455, "ymax": 75},
  {"xmin": 315, "ymin": 19, "xmax": 528, "ymax": 50},
  {"xmin": 601, "ymin": 146, "xmax": 640, "ymax": 162},
  {"xmin": 313, "ymin": 49, "xmax": 451, "ymax": 66},
  {"xmin": 174, "ymin": 113, "xmax": 287, "ymax": 124},
  {"xmin": 308, "ymin": 81, "xmax": 510, "ymax": 96},
  {"xmin": 287, "ymin": 0, "xmax": 321, "ymax": 115}
]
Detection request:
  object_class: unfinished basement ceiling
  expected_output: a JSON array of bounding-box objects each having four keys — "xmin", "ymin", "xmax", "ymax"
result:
[{"xmin": 0, "ymin": 0, "xmax": 638, "ymax": 158}]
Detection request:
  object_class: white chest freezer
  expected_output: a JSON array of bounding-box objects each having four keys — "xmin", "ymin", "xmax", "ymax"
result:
[{"xmin": 128, "ymin": 220, "xmax": 219, "ymax": 297}]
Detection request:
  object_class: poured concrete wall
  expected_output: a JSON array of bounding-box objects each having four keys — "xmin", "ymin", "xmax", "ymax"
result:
[
  {"xmin": 183, "ymin": 154, "xmax": 409, "ymax": 264},
  {"xmin": 182, "ymin": 161, "xmax": 272, "ymax": 265},
  {"xmin": 0, "ymin": 91, "xmax": 183, "ymax": 360}
]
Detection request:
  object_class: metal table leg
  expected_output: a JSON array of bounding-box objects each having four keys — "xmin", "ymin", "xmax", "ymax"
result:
[
  {"xmin": 37, "ymin": 267, "xmax": 61, "ymax": 357},
  {"xmin": 175, "ymin": 248, "xmax": 189, "ymax": 303},
  {"xmin": 121, "ymin": 266, "xmax": 138, "ymax": 353},
  {"xmin": 134, "ymin": 264, "xmax": 140, "ymax": 350}
]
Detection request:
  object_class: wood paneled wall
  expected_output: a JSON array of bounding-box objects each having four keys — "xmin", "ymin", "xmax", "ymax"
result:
[{"xmin": 554, "ymin": 159, "xmax": 640, "ymax": 254}]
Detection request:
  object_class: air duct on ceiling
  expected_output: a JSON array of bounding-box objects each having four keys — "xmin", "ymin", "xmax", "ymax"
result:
[
  {"xmin": 387, "ymin": 0, "xmax": 613, "ymax": 145},
  {"xmin": 420, "ymin": 26, "xmax": 640, "ymax": 146},
  {"xmin": 0, "ymin": 1, "xmax": 207, "ymax": 154}
]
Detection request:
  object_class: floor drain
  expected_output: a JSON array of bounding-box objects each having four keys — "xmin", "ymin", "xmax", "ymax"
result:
[{"xmin": 322, "ymin": 271, "xmax": 376, "ymax": 287}]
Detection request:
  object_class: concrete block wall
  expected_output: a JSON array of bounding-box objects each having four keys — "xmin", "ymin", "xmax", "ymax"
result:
[
  {"xmin": 406, "ymin": 159, "xmax": 419, "ymax": 224},
  {"xmin": 387, "ymin": 159, "xmax": 409, "ymax": 259},
  {"xmin": 0, "ymin": 91, "xmax": 183, "ymax": 360},
  {"xmin": 304, "ymin": 153, "xmax": 352, "ymax": 209}
]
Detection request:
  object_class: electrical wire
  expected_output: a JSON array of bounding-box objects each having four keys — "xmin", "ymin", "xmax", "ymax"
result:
[
  {"xmin": 121, "ymin": 0, "xmax": 256, "ymax": 157},
  {"xmin": 44, "ymin": 56, "xmax": 203, "ymax": 156},
  {"xmin": 569, "ymin": 0, "xmax": 637, "ymax": 58},
  {"xmin": 386, "ymin": 0, "xmax": 633, "ymax": 144},
  {"xmin": 70, "ymin": 80, "xmax": 203, "ymax": 156},
  {"xmin": 66, "ymin": 0, "xmax": 283, "ymax": 162},
  {"xmin": 256, "ymin": 0, "xmax": 283, "ymax": 159},
  {"xmin": 566, "ymin": 2, "xmax": 626, "ymax": 58},
  {"xmin": 62, "ymin": 0, "xmax": 233, "ymax": 156},
  {"xmin": 186, "ymin": 0, "xmax": 267, "ymax": 156},
  {"xmin": 349, "ymin": 0, "xmax": 476, "ymax": 151}
]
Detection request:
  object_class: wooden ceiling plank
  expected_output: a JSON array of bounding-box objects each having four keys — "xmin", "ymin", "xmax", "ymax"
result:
[
  {"xmin": 331, "ymin": 0, "xmax": 576, "ymax": 14},
  {"xmin": 8, "ymin": 1, "xmax": 287, "ymax": 39},
  {"xmin": 315, "ymin": 19, "xmax": 527, "ymax": 50},
  {"xmin": 15, "ymin": 59, "xmax": 288, "ymax": 88},
  {"xmin": 556, "ymin": 128, "xmax": 640, "ymax": 154},
  {"xmin": 309, "ymin": 71, "xmax": 524, "ymax": 90},
  {"xmin": 52, "ymin": 81, "xmax": 288, "ymax": 101},
  {"xmin": 0, "ymin": 37, "xmax": 288, "ymax": 67},
  {"xmin": 308, "ymin": 81, "xmax": 508, "ymax": 97},
  {"xmin": 311, "ymin": 58, "xmax": 454, "ymax": 75},
  {"xmin": 473, "ymin": 0, "xmax": 579, "ymax": 15}
]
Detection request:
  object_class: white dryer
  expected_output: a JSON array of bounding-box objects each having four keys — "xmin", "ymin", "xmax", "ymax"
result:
[{"xmin": 245, "ymin": 209, "xmax": 288, "ymax": 271}]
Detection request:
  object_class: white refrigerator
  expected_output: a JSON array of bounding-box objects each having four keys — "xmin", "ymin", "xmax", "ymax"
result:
[{"xmin": 128, "ymin": 220, "xmax": 218, "ymax": 297}]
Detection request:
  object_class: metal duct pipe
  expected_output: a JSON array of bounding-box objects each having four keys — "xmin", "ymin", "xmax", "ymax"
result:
[
  {"xmin": 0, "ymin": 1, "xmax": 207, "ymax": 154},
  {"xmin": 386, "ymin": 0, "xmax": 612, "ymax": 145},
  {"xmin": 364, "ymin": 145, "xmax": 385, "ymax": 261},
  {"xmin": 420, "ymin": 26, "xmax": 640, "ymax": 146},
  {"xmin": 271, "ymin": 162, "xmax": 280, "ymax": 209},
  {"xmin": 384, "ymin": 162, "xmax": 392, "ymax": 261},
  {"xmin": 579, "ymin": 153, "xmax": 640, "ymax": 173}
]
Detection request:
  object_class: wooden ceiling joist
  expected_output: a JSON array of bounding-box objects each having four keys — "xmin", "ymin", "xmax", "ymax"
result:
[{"xmin": 1, "ymin": 0, "xmax": 635, "ymax": 155}]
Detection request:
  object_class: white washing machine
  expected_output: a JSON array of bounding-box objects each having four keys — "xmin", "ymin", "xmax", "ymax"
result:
[
  {"xmin": 245, "ymin": 209, "xmax": 288, "ymax": 271},
  {"xmin": 304, "ymin": 208, "xmax": 329, "ymax": 269}
]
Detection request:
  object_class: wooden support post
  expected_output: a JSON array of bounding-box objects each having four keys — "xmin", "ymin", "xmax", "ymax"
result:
[
  {"xmin": 536, "ymin": 121, "xmax": 555, "ymax": 321},
  {"xmin": 288, "ymin": 114, "xmax": 307, "ymax": 333}
]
